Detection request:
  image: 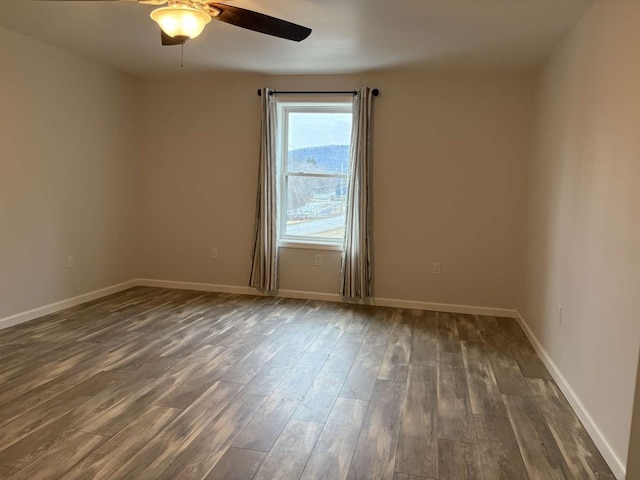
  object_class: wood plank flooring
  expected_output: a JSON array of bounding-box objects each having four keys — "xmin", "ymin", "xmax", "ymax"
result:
[{"xmin": 0, "ymin": 287, "xmax": 614, "ymax": 479}]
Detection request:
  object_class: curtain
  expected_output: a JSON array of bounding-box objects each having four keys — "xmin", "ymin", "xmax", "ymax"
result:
[
  {"xmin": 341, "ymin": 87, "xmax": 373, "ymax": 298},
  {"xmin": 249, "ymin": 88, "xmax": 279, "ymax": 291}
]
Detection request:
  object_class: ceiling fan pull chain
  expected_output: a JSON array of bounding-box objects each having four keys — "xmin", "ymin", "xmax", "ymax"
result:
[{"xmin": 181, "ymin": 43, "xmax": 184, "ymax": 68}]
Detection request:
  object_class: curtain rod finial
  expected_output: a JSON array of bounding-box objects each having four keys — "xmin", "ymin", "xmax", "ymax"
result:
[
  {"xmin": 372, "ymin": 89, "xmax": 379, "ymax": 97},
  {"xmin": 257, "ymin": 89, "xmax": 262, "ymax": 97}
]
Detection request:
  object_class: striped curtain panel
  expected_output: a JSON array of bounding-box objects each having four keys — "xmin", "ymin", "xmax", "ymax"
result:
[
  {"xmin": 341, "ymin": 87, "xmax": 374, "ymax": 298},
  {"xmin": 249, "ymin": 88, "xmax": 279, "ymax": 292}
]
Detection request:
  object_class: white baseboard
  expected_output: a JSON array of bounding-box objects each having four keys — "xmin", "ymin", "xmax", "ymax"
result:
[
  {"xmin": 514, "ymin": 312, "xmax": 626, "ymax": 480},
  {"xmin": 1, "ymin": 277, "xmax": 519, "ymax": 334},
  {"xmin": 369, "ymin": 296, "xmax": 517, "ymax": 318},
  {"xmin": 137, "ymin": 278, "xmax": 255, "ymax": 296},
  {"xmin": 0, "ymin": 280, "xmax": 138, "ymax": 332},
  {"xmin": 136, "ymin": 278, "xmax": 519, "ymax": 318}
]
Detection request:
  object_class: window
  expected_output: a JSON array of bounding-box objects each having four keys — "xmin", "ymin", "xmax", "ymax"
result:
[{"xmin": 277, "ymin": 101, "xmax": 353, "ymax": 248}]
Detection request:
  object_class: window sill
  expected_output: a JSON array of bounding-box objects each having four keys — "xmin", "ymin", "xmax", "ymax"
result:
[{"xmin": 278, "ymin": 241, "xmax": 343, "ymax": 252}]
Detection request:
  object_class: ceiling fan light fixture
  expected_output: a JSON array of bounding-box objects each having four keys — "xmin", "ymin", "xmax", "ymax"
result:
[{"xmin": 150, "ymin": 5, "xmax": 211, "ymax": 39}]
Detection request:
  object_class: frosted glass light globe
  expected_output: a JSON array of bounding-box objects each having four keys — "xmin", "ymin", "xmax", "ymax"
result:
[{"xmin": 150, "ymin": 5, "xmax": 211, "ymax": 39}]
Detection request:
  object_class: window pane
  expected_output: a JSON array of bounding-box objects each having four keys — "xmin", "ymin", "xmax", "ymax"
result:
[
  {"xmin": 287, "ymin": 112, "xmax": 352, "ymax": 174},
  {"xmin": 285, "ymin": 175, "xmax": 347, "ymax": 240}
]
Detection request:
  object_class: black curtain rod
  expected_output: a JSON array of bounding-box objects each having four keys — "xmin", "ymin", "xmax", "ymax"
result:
[{"xmin": 257, "ymin": 89, "xmax": 379, "ymax": 97}]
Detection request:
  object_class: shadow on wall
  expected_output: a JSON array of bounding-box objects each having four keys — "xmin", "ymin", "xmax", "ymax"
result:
[{"xmin": 627, "ymin": 351, "xmax": 640, "ymax": 479}]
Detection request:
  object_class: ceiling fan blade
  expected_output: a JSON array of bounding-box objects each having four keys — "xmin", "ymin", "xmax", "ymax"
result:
[
  {"xmin": 161, "ymin": 30, "xmax": 188, "ymax": 46},
  {"xmin": 209, "ymin": 3, "xmax": 311, "ymax": 42}
]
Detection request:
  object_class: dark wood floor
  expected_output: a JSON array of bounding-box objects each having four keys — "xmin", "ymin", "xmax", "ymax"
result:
[{"xmin": 0, "ymin": 287, "xmax": 614, "ymax": 480}]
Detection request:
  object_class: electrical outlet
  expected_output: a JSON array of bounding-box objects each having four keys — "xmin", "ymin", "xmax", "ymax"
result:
[
  {"xmin": 314, "ymin": 254, "xmax": 322, "ymax": 266},
  {"xmin": 433, "ymin": 262, "xmax": 441, "ymax": 275},
  {"xmin": 67, "ymin": 255, "xmax": 74, "ymax": 269},
  {"xmin": 210, "ymin": 247, "xmax": 218, "ymax": 259},
  {"xmin": 558, "ymin": 305, "xmax": 563, "ymax": 325}
]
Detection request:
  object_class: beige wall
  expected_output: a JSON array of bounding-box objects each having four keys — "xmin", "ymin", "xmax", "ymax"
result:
[
  {"xmin": 0, "ymin": 28, "xmax": 138, "ymax": 318},
  {"xmin": 525, "ymin": 1, "xmax": 640, "ymax": 470},
  {"xmin": 136, "ymin": 70, "xmax": 533, "ymax": 309}
]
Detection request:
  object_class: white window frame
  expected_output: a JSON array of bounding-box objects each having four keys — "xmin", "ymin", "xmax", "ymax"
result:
[{"xmin": 277, "ymin": 101, "xmax": 353, "ymax": 250}]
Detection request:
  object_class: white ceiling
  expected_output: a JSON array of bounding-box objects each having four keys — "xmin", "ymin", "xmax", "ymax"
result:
[{"xmin": 0, "ymin": 0, "xmax": 593, "ymax": 75}]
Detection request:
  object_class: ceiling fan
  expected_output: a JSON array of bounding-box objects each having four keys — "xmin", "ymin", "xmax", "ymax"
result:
[{"xmin": 40, "ymin": 0, "xmax": 312, "ymax": 45}]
